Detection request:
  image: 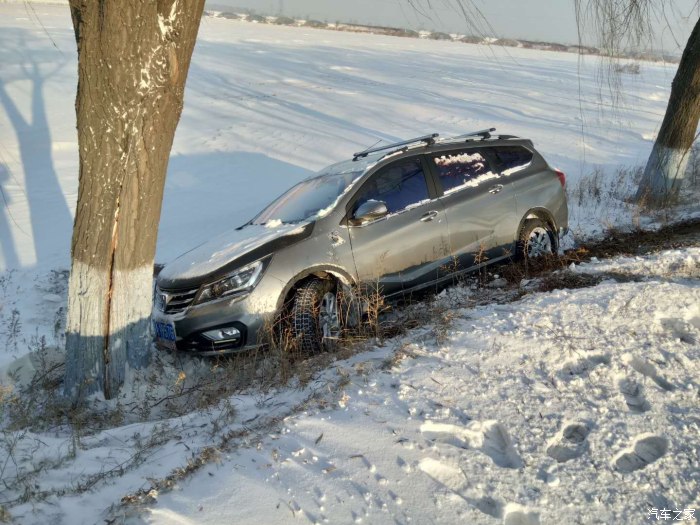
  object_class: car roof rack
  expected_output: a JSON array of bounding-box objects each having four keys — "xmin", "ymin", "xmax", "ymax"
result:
[
  {"xmin": 353, "ymin": 133, "xmax": 439, "ymax": 160},
  {"xmin": 352, "ymin": 128, "xmax": 520, "ymax": 161},
  {"xmin": 443, "ymin": 127, "xmax": 497, "ymax": 142}
]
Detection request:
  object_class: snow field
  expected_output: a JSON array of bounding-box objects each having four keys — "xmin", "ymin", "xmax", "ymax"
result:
[{"xmin": 0, "ymin": 4, "xmax": 699, "ymax": 524}]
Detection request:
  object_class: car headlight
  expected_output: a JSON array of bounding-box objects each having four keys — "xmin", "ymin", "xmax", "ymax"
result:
[{"xmin": 194, "ymin": 259, "xmax": 267, "ymax": 305}]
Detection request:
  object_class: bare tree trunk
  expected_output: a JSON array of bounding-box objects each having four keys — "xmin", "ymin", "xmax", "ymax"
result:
[
  {"xmin": 636, "ymin": 16, "xmax": 700, "ymax": 207},
  {"xmin": 64, "ymin": 0, "xmax": 205, "ymax": 401}
]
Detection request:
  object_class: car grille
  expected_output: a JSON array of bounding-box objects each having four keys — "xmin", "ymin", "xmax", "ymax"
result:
[{"xmin": 156, "ymin": 287, "xmax": 199, "ymax": 314}]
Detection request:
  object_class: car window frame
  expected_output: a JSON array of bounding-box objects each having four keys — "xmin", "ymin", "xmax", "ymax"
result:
[
  {"xmin": 425, "ymin": 146, "xmax": 501, "ymax": 196},
  {"xmin": 343, "ymin": 154, "xmax": 440, "ymax": 226}
]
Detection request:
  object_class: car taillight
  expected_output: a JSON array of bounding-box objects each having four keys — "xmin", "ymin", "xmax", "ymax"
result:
[{"xmin": 554, "ymin": 169, "xmax": 566, "ymax": 188}]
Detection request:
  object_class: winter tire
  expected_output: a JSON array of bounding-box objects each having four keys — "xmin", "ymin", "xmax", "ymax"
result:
[
  {"xmin": 518, "ymin": 219, "xmax": 556, "ymax": 259},
  {"xmin": 291, "ymin": 279, "xmax": 340, "ymax": 354}
]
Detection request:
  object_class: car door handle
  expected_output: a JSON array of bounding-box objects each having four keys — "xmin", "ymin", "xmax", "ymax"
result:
[
  {"xmin": 488, "ymin": 184, "xmax": 504, "ymax": 194},
  {"xmin": 420, "ymin": 210, "xmax": 439, "ymax": 222}
]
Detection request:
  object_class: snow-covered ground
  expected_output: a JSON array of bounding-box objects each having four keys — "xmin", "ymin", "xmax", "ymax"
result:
[
  {"xmin": 1, "ymin": 4, "xmax": 699, "ymax": 525},
  {"xmin": 2, "ymin": 246, "xmax": 698, "ymax": 524},
  {"xmin": 142, "ymin": 256, "xmax": 700, "ymax": 525}
]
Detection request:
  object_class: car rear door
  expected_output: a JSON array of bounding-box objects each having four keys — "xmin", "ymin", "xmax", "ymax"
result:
[
  {"xmin": 347, "ymin": 156, "xmax": 451, "ymax": 297},
  {"xmin": 427, "ymin": 147, "xmax": 518, "ymax": 270}
]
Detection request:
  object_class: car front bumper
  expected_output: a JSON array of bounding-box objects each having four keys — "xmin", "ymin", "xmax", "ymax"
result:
[{"xmin": 152, "ymin": 275, "xmax": 284, "ymax": 356}]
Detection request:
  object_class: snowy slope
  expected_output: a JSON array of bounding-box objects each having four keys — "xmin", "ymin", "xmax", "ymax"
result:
[
  {"xmin": 3, "ymin": 247, "xmax": 697, "ymax": 524},
  {"xmin": 137, "ymin": 259, "xmax": 699, "ymax": 525}
]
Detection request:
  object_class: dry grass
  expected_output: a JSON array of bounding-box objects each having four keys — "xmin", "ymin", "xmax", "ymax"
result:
[
  {"xmin": 536, "ymin": 272, "xmax": 603, "ymax": 292},
  {"xmin": 502, "ymin": 217, "xmax": 700, "ymax": 292},
  {"xmin": 583, "ymin": 218, "xmax": 700, "ymax": 258},
  {"xmin": 569, "ymin": 166, "xmax": 643, "ymax": 208}
]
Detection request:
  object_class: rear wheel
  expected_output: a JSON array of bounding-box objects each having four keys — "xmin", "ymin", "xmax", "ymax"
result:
[
  {"xmin": 518, "ymin": 219, "xmax": 556, "ymax": 259},
  {"xmin": 291, "ymin": 279, "xmax": 340, "ymax": 354}
]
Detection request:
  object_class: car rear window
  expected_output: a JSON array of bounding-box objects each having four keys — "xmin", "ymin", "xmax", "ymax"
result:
[
  {"xmin": 431, "ymin": 150, "xmax": 499, "ymax": 194},
  {"xmin": 490, "ymin": 146, "xmax": 534, "ymax": 174}
]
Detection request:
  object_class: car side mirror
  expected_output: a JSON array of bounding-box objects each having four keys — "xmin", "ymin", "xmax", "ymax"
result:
[{"xmin": 352, "ymin": 199, "xmax": 388, "ymax": 224}]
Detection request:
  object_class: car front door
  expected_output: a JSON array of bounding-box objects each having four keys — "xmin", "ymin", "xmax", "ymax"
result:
[
  {"xmin": 347, "ymin": 157, "xmax": 451, "ymax": 297},
  {"xmin": 428, "ymin": 147, "xmax": 518, "ymax": 271}
]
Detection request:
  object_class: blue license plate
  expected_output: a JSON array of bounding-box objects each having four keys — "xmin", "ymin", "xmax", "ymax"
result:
[{"xmin": 154, "ymin": 320, "xmax": 177, "ymax": 350}]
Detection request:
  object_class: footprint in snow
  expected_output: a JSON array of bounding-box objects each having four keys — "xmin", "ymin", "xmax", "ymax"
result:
[
  {"xmin": 503, "ymin": 503, "xmax": 540, "ymax": 525},
  {"xmin": 613, "ymin": 435, "xmax": 668, "ymax": 473},
  {"xmin": 420, "ymin": 420, "xmax": 523, "ymax": 469},
  {"xmin": 418, "ymin": 459, "xmax": 508, "ymax": 520},
  {"xmin": 396, "ymin": 456, "xmax": 411, "ymax": 473},
  {"xmin": 661, "ymin": 317, "xmax": 699, "ymax": 345},
  {"xmin": 559, "ymin": 353, "xmax": 611, "ymax": 379},
  {"xmin": 482, "ymin": 422, "xmax": 524, "ymax": 469},
  {"xmin": 618, "ymin": 376, "xmax": 651, "ymax": 413},
  {"xmin": 471, "ymin": 495, "xmax": 503, "ymax": 519},
  {"xmin": 546, "ymin": 422, "xmax": 590, "ymax": 463},
  {"xmin": 418, "ymin": 457, "xmax": 465, "ymax": 494},
  {"xmin": 624, "ymin": 354, "xmax": 676, "ymax": 392}
]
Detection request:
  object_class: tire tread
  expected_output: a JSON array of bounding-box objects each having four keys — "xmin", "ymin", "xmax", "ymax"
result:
[
  {"xmin": 291, "ymin": 279, "xmax": 331, "ymax": 354},
  {"xmin": 518, "ymin": 218, "xmax": 555, "ymax": 259}
]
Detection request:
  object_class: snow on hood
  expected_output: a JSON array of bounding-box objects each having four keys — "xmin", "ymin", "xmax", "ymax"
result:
[
  {"xmin": 157, "ymin": 222, "xmax": 312, "ymax": 289},
  {"xmin": 264, "ymin": 219, "xmax": 284, "ymax": 228}
]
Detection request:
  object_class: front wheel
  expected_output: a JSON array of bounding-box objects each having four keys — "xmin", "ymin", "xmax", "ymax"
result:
[
  {"xmin": 291, "ymin": 279, "xmax": 340, "ymax": 354},
  {"xmin": 518, "ymin": 219, "xmax": 556, "ymax": 259}
]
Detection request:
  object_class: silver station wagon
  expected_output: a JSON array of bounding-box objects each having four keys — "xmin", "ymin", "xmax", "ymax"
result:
[{"xmin": 153, "ymin": 129, "xmax": 568, "ymax": 355}]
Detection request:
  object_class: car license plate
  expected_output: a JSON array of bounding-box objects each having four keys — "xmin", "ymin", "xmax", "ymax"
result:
[{"xmin": 153, "ymin": 319, "xmax": 177, "ymax": 351}]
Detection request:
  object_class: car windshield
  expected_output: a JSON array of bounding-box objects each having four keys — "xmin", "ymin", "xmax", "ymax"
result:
[{"xmin": 252, "ymin": 168, "xmax": 366, "ymax": 225}]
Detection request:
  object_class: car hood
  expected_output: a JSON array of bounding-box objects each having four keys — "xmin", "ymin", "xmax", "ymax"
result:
[{"xmin": 157, "ymin": 221, "xmax": 315, "ymax": 290}]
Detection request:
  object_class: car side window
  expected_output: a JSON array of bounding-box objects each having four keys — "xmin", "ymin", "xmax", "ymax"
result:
[
  {"xmin": 355, "ymin": 158, "xmax": 430, "ymax": 214},
  {"xmin": 490, "ymin": 146, "xmax": 534, "ymax": 174},
  {"xmin": 431, "ymin": 150, "xmax": 498, "ymax": 194}
]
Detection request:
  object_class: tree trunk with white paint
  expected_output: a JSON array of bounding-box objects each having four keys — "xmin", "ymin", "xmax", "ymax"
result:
[
  {"xmin": 636, "ymin": 16, "xmax": 700, "ymax": 208},
  {"xmin": 64, "ymin": 0, "xmax": 205, "ymax": 401}
]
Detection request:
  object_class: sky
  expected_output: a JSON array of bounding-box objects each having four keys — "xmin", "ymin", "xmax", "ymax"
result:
[{"xmin": 208, "ymin": 0, "xmax": 699, "ymax": 51}]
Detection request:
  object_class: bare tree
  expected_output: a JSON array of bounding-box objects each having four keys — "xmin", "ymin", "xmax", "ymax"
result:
[
  {"xmin": 64, "ymin": 0, "xmax": 205, "ymax": 401},
  {"xmin": 574, "ymin": 0, "xmax": 700, "ymax": 207},
  {"xmin": 636, "ymin": 16, "xmax": 699, "ymax": 206}
]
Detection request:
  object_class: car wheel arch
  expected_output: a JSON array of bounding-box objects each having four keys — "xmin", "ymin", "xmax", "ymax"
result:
[
  {"xmin": 516, "ymin": 208, "xmax": 558, "ymax": 242},
  {"xmin": 276, "ymin": 265, "xmax": 356, "ymax": 313},
  {"xmin": 516, "ymin": 208, "xmax": 559, "ymax": 259}
]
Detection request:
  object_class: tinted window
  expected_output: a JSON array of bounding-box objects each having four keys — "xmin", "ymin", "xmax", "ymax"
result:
[
  {"xmin": 355, "ymin": 158, "xmax": 430, "ymax": 214},
  {"xmin": 490, "ymin": 146, "xmax": 533, "ymax": 174},
  {"xmin": 432, "ymin": 150, "xmax": 498, "ymax": 193}
]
